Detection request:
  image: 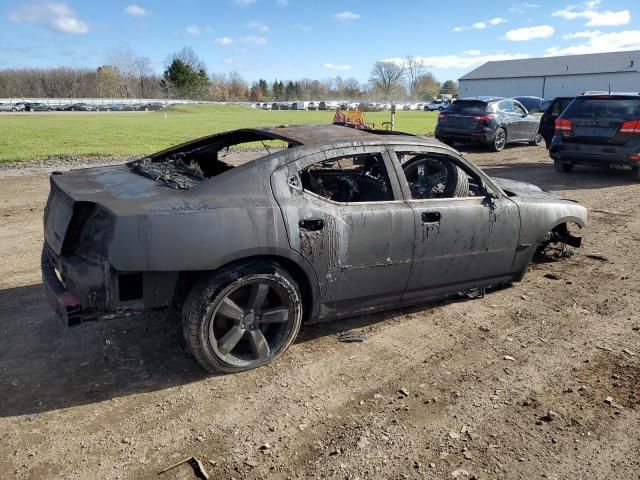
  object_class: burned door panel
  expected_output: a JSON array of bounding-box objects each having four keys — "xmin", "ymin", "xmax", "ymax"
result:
[{"xmin": 271, "ymin": 146, "xmax": 415, "ymax": 318}]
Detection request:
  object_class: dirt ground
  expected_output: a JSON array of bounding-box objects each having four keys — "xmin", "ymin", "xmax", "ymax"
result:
[{"xmin": 1, "ymin": 145, "xmax": 639, "ymax": 480}]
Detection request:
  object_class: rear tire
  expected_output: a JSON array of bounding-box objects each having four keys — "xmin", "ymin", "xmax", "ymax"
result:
[
  {"xmin": 633, "ymin": 167, "xmax": 640, "ymax": 181},
  {"xmin": 530, "ymin": 132, "xmax": 543, "ymax": 146},
  {"xmin": 491, "ymin": 128, "xmax": 506, "ymax": 152},
  {"xmin": 182, "ymin": 261, "xmax": 303, "ymax": 374},
  {"xmin": 554, "ymin": 160, "xmax": 573, "ymax": 173}
]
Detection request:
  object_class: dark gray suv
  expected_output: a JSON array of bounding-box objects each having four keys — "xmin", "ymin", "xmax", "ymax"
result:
[
  {"xmin": 550, "ymin": 93, "xmax": 640, "ymax": 179},
  {"xmin": 435, "ymin": 97, "xmax": 542, "ymax": 151}
]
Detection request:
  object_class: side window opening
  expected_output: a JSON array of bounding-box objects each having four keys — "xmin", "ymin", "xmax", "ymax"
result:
[
  {"xmin": 300, "ymin": 153, "xmax": 394, "ymax": 203},
  {"xmin": 396, "ymin": 152, "xmax": 483, "ymax": 200}
]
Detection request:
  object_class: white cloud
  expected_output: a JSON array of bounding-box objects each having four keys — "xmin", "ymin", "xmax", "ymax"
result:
[
  {"xmin": 247, "ymin": 21, "xmax": 269, "ymax": 32},
  {"xmin": 185, "ymin": 25, "xmax": 200, "ymax": 35},
  {"xmin": 214, "ymin": 36, "xmax": 233, "ymax": 45},
  {"xmin": 382, "ymin": 52, "xmax": 530, "ymax": 70},
  {"xmin": 234, "ymin": 0, "xmax": 256, "ymax": 6},
  {"xmin": 454, "ymin": 18, "xmax": 507, "ymax": 32},
  {"xmin": 546, "ymin": 29, "xmax": 640, "ymax": 56},
  {"xmin": 505, "ymin": 25, "xmax": 555, "ymax": 41},
  {"xmin": 276, "ymin": 0, "xmax": 288, "ymax": 5},
  {"xmin": 562, "ymin": 30, "xmax": 600, "ymax": 39},
  {"xmin": 464, "ymin": 50, "xmax": 482, "ymax": 55},
  {"xmin": 332, "ymin": 11, "xmax": 360, "ymax": 22},
  {"xmin": 509, "ymin": 2, "xmax": 540, "ymax": 13},
  {"xmin": 124, "ymin": 5, "xmax": 147, "ymax": 16},
  {"xmin": 223, "ymin": 58, "xmax": 233, "ymax": 64},
  {"xmin": 552, "ymin": 1, "xmax": 630, "ymax": 27},
  {"xmin": 324, "ymin": 63, "xmax": 352, "ymax": 71},
  {"xmin": 240, "ymin": 35, "xmax": 267, "ymax": 45},
  {"xmin": 9, "ymin": 2, "xmax": 89, "ymax": 34}
]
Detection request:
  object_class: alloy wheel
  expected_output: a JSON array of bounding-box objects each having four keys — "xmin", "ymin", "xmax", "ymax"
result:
[{"xmin": 207, "ymin": 279, "xmax": 294, "ymax": 368}]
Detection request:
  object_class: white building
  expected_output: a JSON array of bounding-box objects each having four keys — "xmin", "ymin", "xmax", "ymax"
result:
[{"xmin": 458, "ymin": 50, "xmax": 640, "ymax": 99}]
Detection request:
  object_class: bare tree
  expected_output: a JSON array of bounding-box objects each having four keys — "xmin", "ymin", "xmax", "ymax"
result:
[
  {"xmin": 404, "ymin": 56, "xmax": 424, "ymax": 98},
  {"xmin": 369, "ymin": 61, "xmax": 405, "ymax": 99},
  {"xmin": 414, "ymin": 73, "xmax": 441, "ymax": 101},
  {"xmin": 133, "ymin": 56, "xmax": 153, "ymax": 98},
  {"xmin": 168, "ymin": 46, "xmax": 206, "ymax": 72}
]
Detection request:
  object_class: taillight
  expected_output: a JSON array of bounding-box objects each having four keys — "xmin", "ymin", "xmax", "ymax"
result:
[
  {"xmin": 472, "ymin": 114, "xmax": 495, "ymax": 122},
  {"xmin": 555, "ymin": 118, "xmax": 573, "ymax": 136},
  {"xmin": 620, "ymin": 120, "xmax": 640, "ymax": 134}
]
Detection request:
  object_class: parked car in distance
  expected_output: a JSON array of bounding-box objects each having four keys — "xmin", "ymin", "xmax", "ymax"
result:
[
  {"xmin": 435, "ymin": 97, "xmax": 542, "ymax": 151},
  {"xmin": 307, "ymin": 101, "xmax": 318, "ymax": 110},
  {"xmin": 291, "ymin": 101, "xmax": 309, "ymax": 110},
  {"xmin": 42, "ymin": 123, "xmax": 586, "ymax": 374},
  {"xmin": 22, "ymin": 102, "xmax": 51, "ymax": 112},
  {"xmin": 513, "ymin": 96, "xmax": 545, "ymax": 113},
  {"xmin": 539, "ymin": 97, "xmax": 574, "ymax": 148},
  {"xmin": 426, "ymin": 99, "xmax": 451, "ymax": 111},
  {"xmin": 550, "ymin": 92, "xmax": 640, "ymax": 179},
  {"xmin": 65, "ymin": 103, "xmax": 95, "ymax": 111},
  {"xmin": 318, "ymin": 101, "xmax": 339, "ymax": 110},
  {"xmin": 0, "ymin": 103, "xmax": 23, "ymax": 112}
]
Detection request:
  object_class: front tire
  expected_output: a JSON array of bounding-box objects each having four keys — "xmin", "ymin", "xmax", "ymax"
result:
[
  {"xmin": 633, "ymin": 167, "xmax": 640, "ymax": 181},
  {"xmin": 182, "ymin": 261, "xmax": 303, "ymax": 374},
  {"xmin": 554, "ymin": 160, "xmax": 573, "ymax": 173},
  {"xmin": 491, "ymin": 127, "xmax": 506, "ymax": 152}
]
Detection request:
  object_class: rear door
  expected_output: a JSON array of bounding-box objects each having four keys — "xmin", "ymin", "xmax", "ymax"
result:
[
  {"xmin": 513, "ymin": 101, "xmax": 540, "ymax": 140},
  {"xmin": 271, "ymin": 145, "xmax": 415, "ymax": 318},
  {"xmin": 498, "ymin": 100, "xmax": 526, "ymax": 140}
]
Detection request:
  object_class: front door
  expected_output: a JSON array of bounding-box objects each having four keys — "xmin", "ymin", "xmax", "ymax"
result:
[
  {"xmin": 271, "ymin": 145, "xmax": 415, "ymax": 319},
  {"xmin": 389, "ymin": 148, "xmax": 520, "ymax": 303}
]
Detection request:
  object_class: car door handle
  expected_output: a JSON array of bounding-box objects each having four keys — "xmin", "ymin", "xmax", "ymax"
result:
[
  {"xmin": 421, "ymin": 211, "xmax": 441, "ymax": 223},
  {"xmin": 299, "ymin": 218, "xmax": 324, "ymax": 231}
]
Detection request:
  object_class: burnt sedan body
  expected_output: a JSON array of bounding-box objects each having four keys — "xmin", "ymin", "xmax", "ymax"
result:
[{"xmin": 42, "ymin": 124, "xmax": 587, "ymax": 373}]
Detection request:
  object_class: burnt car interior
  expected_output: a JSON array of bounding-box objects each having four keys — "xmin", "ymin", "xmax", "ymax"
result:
[
  {"xmin": 397, "ymin": 152, "xmax": 482, "ymax": 199},
  {"xmin": 129, "ymin": 130, "xmax": 294, "ymax": 190},
  {"xmin": 300, "ymin": 153, "xmax": 394, "ymax": 202}
]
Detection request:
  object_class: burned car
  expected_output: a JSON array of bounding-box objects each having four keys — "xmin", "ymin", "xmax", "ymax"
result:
[{"xmin": 42, "ymin": 124, "xmax": 587, "ymax": 373}]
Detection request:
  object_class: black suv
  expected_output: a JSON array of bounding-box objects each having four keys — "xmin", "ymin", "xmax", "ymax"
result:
[
  {"xmin": 550, "ymin": 93, "xmax": 640, "ymax": 178},
  {"xmin": 435, "ymin": 97, "xmax": 542, "ymax": 151}
]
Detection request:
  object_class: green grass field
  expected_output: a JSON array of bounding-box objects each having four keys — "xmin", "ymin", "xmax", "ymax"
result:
[{"xmin": 0, "ymin": 104, "xmax": 439, "ymax": 163}]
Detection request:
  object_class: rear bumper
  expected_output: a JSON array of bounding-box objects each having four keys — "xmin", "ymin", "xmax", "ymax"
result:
[
  {"xmin": 550, "ymin": 141, "xmax": 640, "ymax": 168},
  {"xmin": 435, "ymin": 127, "xmax": 491, "ymax": 144},
  {"xmin": 41, "ymin": 243, "xmax": 107, "ymax": 325},
  {"xmin": 41, "ymin": 243, "xmax": 179, "ymax": 325}
]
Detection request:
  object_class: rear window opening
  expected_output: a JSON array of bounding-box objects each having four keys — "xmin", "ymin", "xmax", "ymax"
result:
[{"xmin": 129, "ymin": 130, "xmax": 292, "ymax": 190}]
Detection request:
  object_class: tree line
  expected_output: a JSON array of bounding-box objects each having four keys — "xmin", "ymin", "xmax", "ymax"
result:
[{"xmin": 0, "ymin": 47, "xmax": 458, "ymax": 101}]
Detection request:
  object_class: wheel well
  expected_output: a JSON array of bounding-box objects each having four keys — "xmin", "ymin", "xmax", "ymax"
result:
[{"xmin": 173, "ymin": 255, "xmax": 316, "ymax": 323}]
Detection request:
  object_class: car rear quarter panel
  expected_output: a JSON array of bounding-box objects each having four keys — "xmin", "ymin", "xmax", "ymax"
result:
[{"xmin": 105, "ymin": 158, "xmax": 308, "ymax": 274}]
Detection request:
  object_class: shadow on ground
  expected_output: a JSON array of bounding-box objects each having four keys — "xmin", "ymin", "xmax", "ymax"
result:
[{"xmin": 0, "ymin": 283, "xmax": 456, "ymax": 417}]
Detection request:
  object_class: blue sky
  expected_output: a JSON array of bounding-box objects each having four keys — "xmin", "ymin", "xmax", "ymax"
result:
[{"xmin": 1, "ymin": 0, "xmax": 639, "ymax": 83}]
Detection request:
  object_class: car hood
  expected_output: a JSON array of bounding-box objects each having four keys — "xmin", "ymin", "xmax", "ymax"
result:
[{"xmin": 492, "ymin": 176, "xmax": 557, "ymax": 199}]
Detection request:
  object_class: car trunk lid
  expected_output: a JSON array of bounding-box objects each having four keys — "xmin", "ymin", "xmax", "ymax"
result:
[{"xmin": 438, "ymin": 100, "xmax": 489, "ymax": 130}]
